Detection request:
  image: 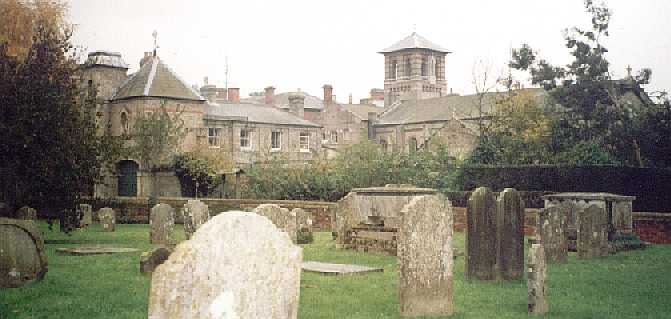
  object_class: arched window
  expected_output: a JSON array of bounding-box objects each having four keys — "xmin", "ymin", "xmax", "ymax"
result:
[
  {"xmin": 120, "ymin": 112, "xmax": 129, "ymax": 136},
  {"xmin": 117, "ymin": 160, "xmax": 139, "ymax": 197},
  {"xmin": 408, "ymin": 137, "xmax": 418, "ymax": 154}
]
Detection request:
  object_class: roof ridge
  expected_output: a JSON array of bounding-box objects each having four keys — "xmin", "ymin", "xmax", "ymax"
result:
[{"xmin": 143, "ymin": 58, "xmax": 159, "ymax": 96}]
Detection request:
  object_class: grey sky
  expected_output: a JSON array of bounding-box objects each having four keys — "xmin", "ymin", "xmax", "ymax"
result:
[{"xmin": 69, "ymin": 0, "xmax": 670, "ymax": 102}]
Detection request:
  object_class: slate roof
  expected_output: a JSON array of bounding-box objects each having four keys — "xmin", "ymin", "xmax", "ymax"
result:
[
  {"xmin": 83, "ymin": 51, "xmax": 128, "ymax": 69},
  {"xmin": 379, "ymin": 32, "xmax": 451, "ymax": 54},
  {"xmin": 377, "ymin": 88, "xmax": 547, "ymax": 126},
  {"xmin": 204, "ymin": 103, "xmax": 321, "ymax": 127},
  {"xmin": 111, "ymin": 56, "xmax": 205, "ymax": 102},
  {"xmin": 341, "ymin": 104, "xmax": 384, "ymax": 120},
  {"xmin": 242, "ymin": 92, "xmax": 325, "ymax": 110}
]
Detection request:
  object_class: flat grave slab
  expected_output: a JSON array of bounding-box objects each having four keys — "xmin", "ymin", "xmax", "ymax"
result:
[
  {"xmin": 302, "ymin": 261, "xmax": 383, "ymax": 275},
  {"xmin": 56, "ymin": 246, "xmax": 140, "ymax": 256}
]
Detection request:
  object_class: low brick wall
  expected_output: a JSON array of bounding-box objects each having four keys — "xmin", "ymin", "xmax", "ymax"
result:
[
  {"xmin": 632, "ymin": 212, "xmax": 671, "ymax": 244},
  {"xmin": 83, "ymin": 197, "xmax": 335, "ymax": 231}
]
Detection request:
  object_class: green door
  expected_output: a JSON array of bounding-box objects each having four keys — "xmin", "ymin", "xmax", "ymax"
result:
[{"xmin": 117, "ymin": 161, "xmax": 138, "ymax": 197}]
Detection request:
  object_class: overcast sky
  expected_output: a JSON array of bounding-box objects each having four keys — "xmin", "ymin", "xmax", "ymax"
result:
[{"xmin": 68, "ymin": 0, "xmax": 670, "ymax": 103}]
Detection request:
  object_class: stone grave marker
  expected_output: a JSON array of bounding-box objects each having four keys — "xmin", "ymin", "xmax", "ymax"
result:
[
  {"xmin": 254, "ymin": 204, "xmax": 298, "ymax": 243},
  {"xmin": 538, "ymin": 205, "xmax": 569, "ymax": 263},
  {"xmin": 528, "ymin": 242, "xmax": 549, "ymax": 315},
  {"xmin": 496, "ymin": 188, "xmax": 525, "ymax": 281},
  {"xmin": 140, "ymin": 247, "xmax": 172, "ymax": 276},
  {"xmin": 577, "ymin": 204, "xmax": 609, "ymax": 258},
  {"xmin": 150, "ymin": 204, "xmax": 175, "ymax": 245},
  {"xmin": 183, "ymin": 200, "xmax": 210, "ymax": 240},
  {"xmin": 98, "ymin": 208, "xmax": 115, "ymax": 232},
  {"xmin": 398, "ymin": 194, "xmax": 454, "ymax": 317},
  {"xmin": 78, "ymin": 204, "xmax": 93, "ymax": 228},
  {"xmin": 148, "ymin": 211, "xmax": 302, "ymax": 319},
  {"xmin": 466, "ymin": 187, "xmax": 497, "ymax": 281},
  {"xmin": 292, "ymin": 208, "xmax": 313, "ymax": 244},
  {"xmin": 301, "ymin": 261, "xmax": 383, "ymax": 275},
  {"xmin": 0, "ymin": 218, "xmax": 48, "ymax": 288},
  {"xmin": 334, "ymin": 192, "xmax": 358, "ymax": 247},
  {"xmin": 16, "ymin": 206, "xmax": 37, "ymax": 220}
]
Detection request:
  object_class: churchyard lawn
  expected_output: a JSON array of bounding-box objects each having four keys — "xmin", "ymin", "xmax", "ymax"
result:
[{"xmin": 1, "ymin": 222, "xmax": 670, "ymax": 318}]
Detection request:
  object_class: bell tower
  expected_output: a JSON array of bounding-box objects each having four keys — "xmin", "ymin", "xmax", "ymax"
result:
[{"xmin": 379, "ymin": 32, "xmax": 450, "ymax": 107}]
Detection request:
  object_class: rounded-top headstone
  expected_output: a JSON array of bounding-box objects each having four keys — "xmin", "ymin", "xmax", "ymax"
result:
[
  {"xmin": 150, "ymin": 203, "xmax": 175, "ymax": 245},
  {"xmin": 183, "ymin": 200, "xmax": 210, "ymax": 240},
  {"xmin": 254, "ymin": 204, "xmax": 298, "ymax": 243},
  {"xmin": 0, "ymin": 218, "xmax": 48, "ymax": 288},
  {"xmin": 16, "ymin": 206, "xmax": 37, "ymax": 220}
]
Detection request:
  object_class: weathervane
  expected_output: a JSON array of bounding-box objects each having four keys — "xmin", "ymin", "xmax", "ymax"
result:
[{"xmin": 152, "ymin": 30, "xmax": 159, "ymax": 56}]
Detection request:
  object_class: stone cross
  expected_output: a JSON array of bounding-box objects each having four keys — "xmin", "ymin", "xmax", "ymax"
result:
[
  {"xmin": 150, "ymin": 204, "xmax": 175, "ymax": 246},
  {"xmin": 183, "ymin": 200, "xmax": 210, "ymax": 240},
  {"xmin": 538, "ymin": 205, "xmax": 569, "ymax": 263},
  {"xmin": 577, "ymin": 204, "xmax": 609, "ymax": 258},
  {"xmin": 98, "ymin": 208, "xmax": 115, "ymax": 232},
  {"xmin": 254, "ymin": 204, "xmax": 298, "ymax": 243},
  {"xmin": 496, "ymin": 188, "xmax": 525, "ymax": 280},
  {"xmin": 148, "ymin": 211, "xmax": 302, "ymax": 319},
  {"xmin": 466, "ymin": 187, "xmax": 497, "ymax": 281},
  {"xmin": 398, "ymin": 195, "xmax": 454, "ymax": 317},
  {"xmin": 528, "ymin": 242, "xmax": 549, "ymax": 315}
]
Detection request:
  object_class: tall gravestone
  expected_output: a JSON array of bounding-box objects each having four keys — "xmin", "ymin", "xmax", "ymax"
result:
[
  {"xmin": 528, "ymin": 242, "xmax": 549, "ymax": 315},
  {"xmin": 254, "ymin": 204, "xmax": 298, "ymax": 243},
  {"xmin": 98, "ymin": 208, "xmax": 115, "ymax": 232},
  {"xmin": 538, "ymin": 205, "xmax": 569, "ymax": 263},
  {"xmin": 150, "ymin": 204, "xmax": 175, "ymax": 245},
  {"xmin": 0, "ymin": 218, "xmax": 48, "ymax": 288},
  {"xmin": 577, "ymin": 204, "xmax": 609, "ymax": 258},
  {"xmin": 496, "ymin": 188, "xmax": 524, "ymax": 280},
  {"xmin": 334, "ymin": 192, "xmax": 358, "ymax": 247},
  {"xmin": 398, "ymin": 195, "xmax": 454, "ymax": 317},
  {"xmin": 78, "ymin": 204, "xmax": 93, "ymax": 228},
  {"xmin": 183, "ymin": 200, "xmax": 210, "ymax": 240},
  {"xmin": 466, "ymin": 187, "xmax": 497, "ymax": 281},
  {"xmin": 16, "ymin": 206, "xmax": 37, "ymax": 220},
  {"xmin": 148, "ymin": 211, "xmax": 302, "ymax": 319}
]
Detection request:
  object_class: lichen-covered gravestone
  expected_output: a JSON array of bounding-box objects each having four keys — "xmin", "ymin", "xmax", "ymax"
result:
[
  {"xmin": 496, "ymin": 188, "xmax": 524, "ymax": 280},
  {"xmin": 398, "ymin": 195, "xmax": 454, "ymax": 317},
  {"xmin": 78, "ymin": 204, "xmax": 93, "ymax": 228},
  {"xmin": 16, "ymin": 206, "xmax": 37, "ymax": 220},
  {"xmin": 466, "ymin": 187, "xmax": 497, "ymax": 281},
  {"xmin": 334, "ymin": 192, "xmax": 358, "ymax": 247},
  {"xmin": 538, "ymin": 205, "xmax": 569, "ymax": 263},
  {"xmin": 140, "ymin": 247, "xmax": 172, "ymax": 276},
  {"xmin": 292, "ymin": 208, "xmax": 313, "ymax": 244},
  {"xmin": 98, "ymin": 208, "xmax": 115, "ymax": 232},
  {"xmin": 148, "ymin": 211, "xmax": 302, "ymax": 319},
  {"xmin": 150, "ymin": 204, "xmax": 175, "ymax": 245},
  {"xmin": 528, "ymin": 242, "xmax": 549, "ymax": 315},
  {"xmin": 183, "ymin": 200, "xmax": 210, "ymax": 240},
  {"xmin": 577, "ymin": 204, "xmax": 609, "ymax": 259},
  {"xmin": 254, "ymin": 204, "xmax": 298, "ymax": 243},
  {"xmin": 0, "ymin": 218, "xmax": 48, "ymax": 288}
]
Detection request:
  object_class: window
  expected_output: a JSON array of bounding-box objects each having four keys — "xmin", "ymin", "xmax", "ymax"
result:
[
  {"xmin": 299, "ymin": 132, "xmax": 310, "ymax": 152},
  {"xmin": 391, "ymin": 60, "xmax": 398, "ymax": 80},
  {"xmin": 240, "ymin": 129, "xmax": 251, "ymax": 149},
  {"xmin": 208, "ymin": 128, "xmax": 221, "ymax": 148},
  {"xmin": 120, "ymin": 112, "xmax": 129, "ymax": 137},
  {"xmin": 380, "ymin": 139, "xmax": 388, "ymax": 152},
  {"xmin": 405, "ymin": 57, "xmax": 411, "ymax": 77},
  {"xmin": 421, "ymin": 57, "xmax": 427, "ymax": 76},
  {"xmin": 408, "ymin": 137, "xmax": 418, "ymax": 154},
  {"xmin": 330, "ymin": 130, "xmax": 338, "ymax": 143},
  {"xmin": 271, "ymin": 131, "xmax": 281, "ymax": 150}
]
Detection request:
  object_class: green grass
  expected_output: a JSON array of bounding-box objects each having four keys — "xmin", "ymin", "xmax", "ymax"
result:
[{"xmin": 1, "ymin": 223, "xmax": 670, "ymax": 319}]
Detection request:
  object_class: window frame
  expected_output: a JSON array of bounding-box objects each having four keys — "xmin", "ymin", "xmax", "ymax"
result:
[
  {"xmin": 208, "ymin": 127, "xmax": 221, "ymax": 148},
  {"xmin": 240, "ymin": 128, "xmax": 252, "ymax": 150},
  {"xmin": 299, "ymin": 132, "xmax": 310, "ymax": 152},
  {"xmin": 271, "ymin": 130, "xmax": 282, "ymax": 151}
]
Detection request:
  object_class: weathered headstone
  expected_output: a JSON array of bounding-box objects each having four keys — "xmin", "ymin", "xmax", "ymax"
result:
[
  {"xmin": 254, "ymin": 204, "xmax": 298, "ymax": 243},
  {"xmin": 16, "ymin": 206, "xmax": 37, "ymax": 220},
  {"xmin": 334, "ymin": 192, "xmax": 358, "ymax": 247},
  {"xmin": 78, "ymin": 204, "xmax": 93, "ymax": 228},
  {"xmin": 150, "ymin": 204, "xmax": 175, "ymax": 245},
  {"xmin": 140, "ymin": 247, "xmax": 172, "ymax": 276},
  {"xmin": 466, "ymin": 187, "xmax": 497, "ymax": 281},
  {"xmin": 183, "ymin": 200, "xmax": 210, "ymax": 240},
  {"xmin": 496, "ymin": 188, "xmax": 524, "ymax": 280},
  {"xmin": 148, "ymin": 211, "xmax": 302, "ymax": 319},
  {"xmin": 528, "ymin": 243, "xmax": 549, "ymax": 315},
  {"xmin": 538, "ymin": 205, "xmax": 569, "ymax": 263},
  {"xmin": 0, "ymin": 218, "xmax": 48, "ymax": 288},
  {"xmin": 577, "ymin": 204, "xmax": 609, "ymax": 258},
  {"xmin": 292, "ymin": 208, "xmax": 313, "ymax": 244},
  {"xmin": 98, "ymin": 208, "xmax": 115, "ymax": 232},
  {"xmin": 398, "ymin": 195, "xmax": 454, "ymax": 317}
]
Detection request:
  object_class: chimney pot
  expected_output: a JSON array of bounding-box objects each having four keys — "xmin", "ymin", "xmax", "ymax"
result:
[
  {"xmin": 323, "ymin": 84, "xmax": 333, "ymax": 105},
  {"xmin": 264, "ymin": 86, "xmax": 276, "ymax": 106},
  {"xmin": 227, "ymin": 88, "xmax": 240, "ymax": 104}
]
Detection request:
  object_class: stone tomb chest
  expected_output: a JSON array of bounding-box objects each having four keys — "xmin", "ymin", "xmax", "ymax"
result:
[{"xmin": 335, "ymin": 185, "xmax": 438, "ymax": 255}]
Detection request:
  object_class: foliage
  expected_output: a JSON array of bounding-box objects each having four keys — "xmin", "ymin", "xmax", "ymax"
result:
[
  {"xmin": 172, "ymin": 147, "xmax": 234, "ymax": 197},
  {"xmin": 0, "ymin": 0, "xmax": 69, "ymax": 60},
  {"xmin": 553, "ymin": 140, "xmax": 619, "ymax": 165}
]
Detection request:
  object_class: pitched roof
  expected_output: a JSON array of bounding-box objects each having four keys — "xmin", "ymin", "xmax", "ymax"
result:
[
  {"xmin": 379, "ymin": 32, "xmax": 451, "ymax": 54},
  {"xmin": 111, "ymin": 56, "xmax": 205, "ymax": 102},
  {"xmin": 242, "ymin": 92, "xmax": 325, "ymax": 110},
  {"xmin": 204, "ymin": 103, "xmax": 321, "ymax": 127},
  {"xmin": 341, "ymin": 104, "xmax": 384, "ymax": 120}
]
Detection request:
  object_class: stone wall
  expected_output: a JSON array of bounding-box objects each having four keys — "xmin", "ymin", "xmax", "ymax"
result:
[{"xmin": 633, "ymin": 213, "xmax": 671, "ymax": 244}]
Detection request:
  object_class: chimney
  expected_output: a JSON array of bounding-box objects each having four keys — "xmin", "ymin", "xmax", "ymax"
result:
[
  {"xmin": 349, "ymin": 93, "xmax": 353, "ymax": 104},
  {"xmin": 323, "ymin": 84, "xmax": 333, "ymax": 105},
  {"xmin": 227, "ymin": 87, "xmax": 240, "ymax": 104},
  {"xmin": 140, "ymin": 52, "xmax": 153, "ymax": 67},
  {"xmin": 204, "ymin": 76, "xmax": 209, "ymax": 86},
  {"xmin": 264, "ymin": 86, "xmax": 275, "ymax": 106},
  {"xmin": 288, "ymin": 92, "xmax": 305, "ymax": 118}
]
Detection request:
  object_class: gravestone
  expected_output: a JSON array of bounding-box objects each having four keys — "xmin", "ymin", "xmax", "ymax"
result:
[
  {"xmin": 496, "ymin": 188, "xmax": 524, "ymax": 280},
  {"xmin": 577, "ymin": 204, "xmax": 609, "ymax": 259},
  {"xmin": 466, "ymin": 187, "xmax": 497, "ymax": 281},
  {"xmin": 78, "ymin": 204, "xmax": 93, "ymax": 228},
  {"xmin": 398, "ymin": 195, "xmax": 454, "ymax": 317},
  {"xmin": 98, "ymin": 208, "xmax": 115, "ymax": 232},
  {"xmin": 148, "ymin": 211, "xmax": 302, "ymax": 319},
  {"xmin": 140, "ymin": 247, "xmax": 172, "ymax": 276},
  {"xmin": 0, "ymin": 218, "xmax": 48, "ymax": 288},
  {"xmin": 334, "ymin": 192, "xmax": 358, "ymax": 247},
  {"xmin": 150, "ymin": 204, "xmax": 175, "ymax": 245},
  {"xmin": 528, "ymin": 242, "xmax": 548, "ymax": 315},
  {"xmin": 183, "ymin": 200, "xmax": 210, "ymax": 240},
  {"xmin": 16, "ymin": 206, "xmax": 37, "ymax": 220},
  {"xmin": 537, "ymin": 205, "xmax": 569, "ymax": 263},
  {"xmin": 292, "ymin": 208, "xmax": 313, "ymax": 244},
  {"xmin": 254, "ymin": 204, "xmax": 298, "ymax": 243}
]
